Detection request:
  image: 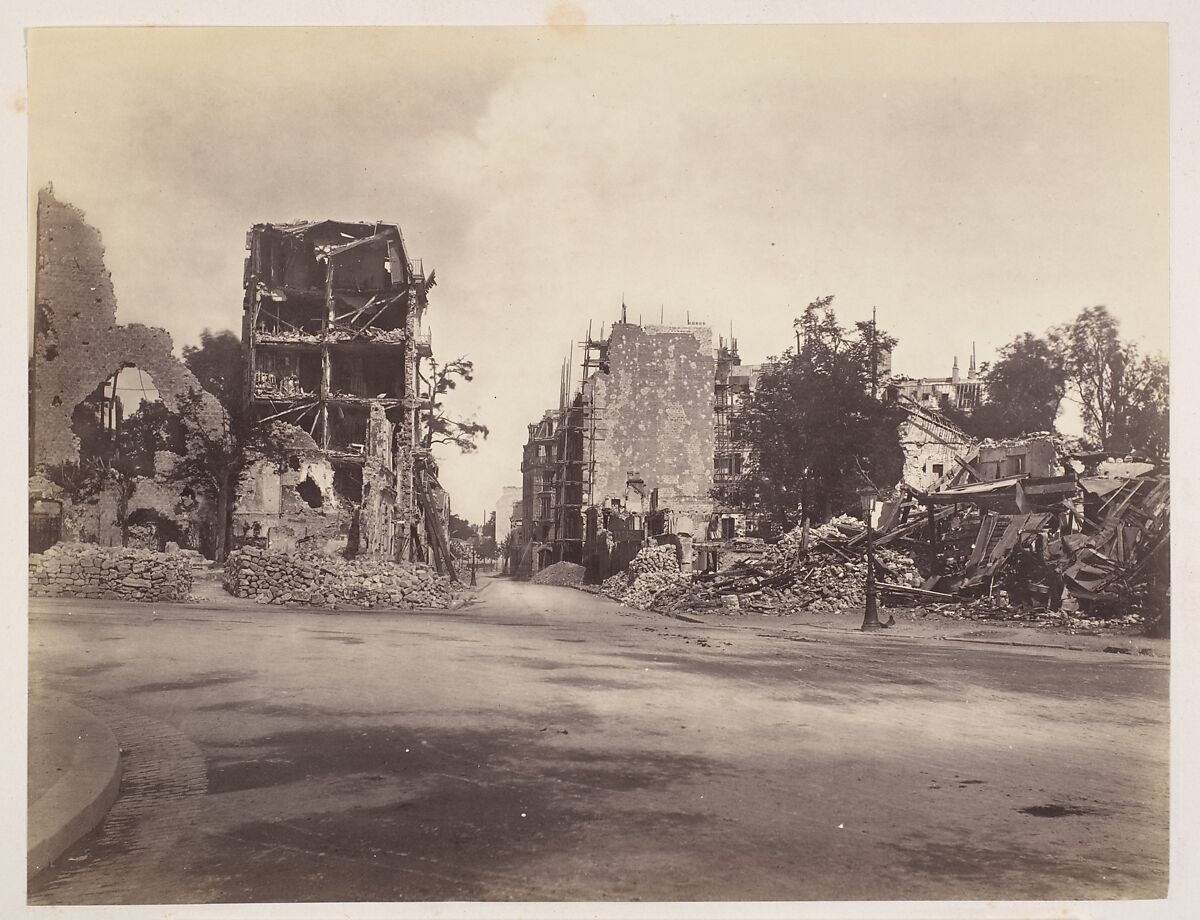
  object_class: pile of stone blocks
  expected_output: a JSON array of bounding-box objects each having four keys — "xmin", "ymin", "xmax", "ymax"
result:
[
  {"xmin": 28, "ymin": 543, "xmax": 194, "ymax": 602},
  {"xmin": 223, "ymin": 547, "xmax": 456, "ymax": 610},
  {"xmin": 599, "ymin": 544, "xmax": 688, "ymax": 609}
]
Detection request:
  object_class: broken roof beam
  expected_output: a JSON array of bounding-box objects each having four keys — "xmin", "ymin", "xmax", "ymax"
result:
[{"xmin": 322, "ymin": 229, "xmax": 399, "ymax": 259}]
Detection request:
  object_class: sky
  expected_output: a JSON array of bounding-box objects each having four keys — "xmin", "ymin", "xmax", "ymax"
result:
[{"xmin": 27, "ymin": 24, "xmax": 1168, "ymax": 524}]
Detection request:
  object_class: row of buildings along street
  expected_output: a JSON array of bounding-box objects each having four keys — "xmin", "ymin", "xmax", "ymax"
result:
[
  {"xmin": 503, "ymin": 311, "xmax": 1167, "ymax": 639},
  {"xmin": 23, "ymin": 22, "xmax": 1173, "ymax": 909}
]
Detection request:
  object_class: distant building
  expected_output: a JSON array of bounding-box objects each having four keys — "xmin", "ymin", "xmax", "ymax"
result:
[
  {"xmin": 494, "ymin": 485, "xmax": 522, "ymax": 546},
  {"xmin": 518, "ymin": 406, "xmax": 583, "ymax": 574},
  {"xmin": 713, "ymin": 336, "xmax": 765, "ymax": 539},
  {"xmin": 887, "ymin": 348, "xmax": 983, "ymax": 411},
  {"xmin": 515, "ymin": 315, "xmax": 716, "ymax": 577}
]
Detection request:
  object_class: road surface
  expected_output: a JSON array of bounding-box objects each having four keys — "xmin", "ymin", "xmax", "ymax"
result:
[{"xmin": 29, "ymin": 576, "xmax": 1169, "ymax": 903}]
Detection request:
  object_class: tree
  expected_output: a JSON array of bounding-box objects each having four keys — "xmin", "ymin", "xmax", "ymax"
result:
[
  {"xmin": 168, "ymin": 390, "xmax": 245, "ymax": 562},
  {"xmin": 949, "ymin": 333, "xmax": 1067, "ymax": 439},
  {"xmin": 477, "ymin": 535, "xmax": 499, "ymax": 561},
  {"xmin": 731, "ymin": 297, "xmax": 905, "ymax": 525},
  {"xmin": 182, "ymin": 330, "xmax": 244, "ymax": 412},
  {"xmin": 424, "ymin": 357, "xmax": 489, "ymax": 453},
  {"xmin": 447, "ymin": 512, "xmax": 475, "ymax": 540},
  {"xmin": 1056, "ymin": 306, "xmax": 1168, "ymax": 457},
  {"xmin": 49, "ymin": 389, "xmax": 177, "ymax": 545},
  {"xmin": 174, "ymin": 330, "xmax": 255, "ymax": 561}
]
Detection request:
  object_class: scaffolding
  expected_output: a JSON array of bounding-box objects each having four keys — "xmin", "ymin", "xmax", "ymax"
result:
[{"xmin": 579, "ymin": 320, "xmax": 609, "ymax": 510}]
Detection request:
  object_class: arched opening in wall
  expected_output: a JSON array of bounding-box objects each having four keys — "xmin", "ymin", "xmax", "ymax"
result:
[
  {"xmin": 60, "ymin": 365, "xmax": 184, "ymax": 547},
  {"xmin": 70, "ymin": 365, "xmax": 175, "ymax": 462},
  {"xmin": 125, "ymin": 507, "xmax": 185, "ymax": 552}
]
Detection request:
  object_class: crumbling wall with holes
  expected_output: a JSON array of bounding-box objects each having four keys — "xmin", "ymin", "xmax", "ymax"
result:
[
  {"xmin": 54, "ymin": 471, "xmax": 210, "ymax": 551},
  {"xmin": 899, "ymin": 415, "xmax": 974, "ymax": 492},
  {"xmin": 30, "ymin": 189, "xmax": 227, "ymax": 469},
  {"xmin": 584, "ymin": 323, "xmax": 715, "ymax": 520},
  {"xmin": 231, "ymin": 422, "xmax": 355, "ymax": 555}
]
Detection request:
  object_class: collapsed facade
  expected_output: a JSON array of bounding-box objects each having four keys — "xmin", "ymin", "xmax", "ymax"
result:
[{"xmin": 236, "ymin": 219, "xmax": 452, "ymax": 570}]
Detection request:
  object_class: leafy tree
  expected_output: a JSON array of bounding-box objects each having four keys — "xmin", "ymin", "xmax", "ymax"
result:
[
  {"xmin": 182, "ymin": 329, "xmax": 244, "ymax": 412},
  {"xmin": 424, "ymin": 357, "xmax": 489, "ymax": 453},
  {"xmin": 49, "ymin": 386, "xmax": 177, "ymax": 545},
  {"xmin": 168, "ymin": 389, "xmax": 251, "ymax": 562},
  {"xmin": 731, "ymin": 297, "xmax": 905, "ymax": 525},
  {"xmin": 946, "ymin": 333, "xmax": 1067, "ymax": 439},
  {"xmin": 481, "ymin": 511, "xmax": 497, "ymax": 541},
  {"xmin": 477, "ymin": 536, "xmax": 499, "ymax": 561},
  {"xmin": 174, "ymin": 331, "xmax": 254, "ymax": 561},
  {"xmin": 447, "ymin": 512, "xmax": 476, "ymax": 540},
  {"xmin": 1055, "ymin": 306, "xmax": 1168, "ymax": 457}
]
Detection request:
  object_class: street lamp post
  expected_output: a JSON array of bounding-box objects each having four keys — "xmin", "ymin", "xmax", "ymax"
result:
[{"xmin": 858, "ymin": 486, "xmax": 883, "ymax": 631}]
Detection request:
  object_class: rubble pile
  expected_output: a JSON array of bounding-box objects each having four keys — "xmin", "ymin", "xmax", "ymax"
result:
[
  {"xmin": 760, "ymin": 514, "xmax": 865, "ymax": 572},
  {"xmin": 768, "ymin": 548, "xmax": 922, "ymax": 614},
  {"xmin": 623, "ymin": 571, "xmax": 692, "ymax": 610},
  {"xmin": 592, "ymin": 456, "xmax": 1168, "ymax": 637},
  {"xmin": 532, "ymin": 561, "xmax": 585, "ymax": 586},
  {"xmin": 600, "ymin": 545, "xmax": 688, "ymax": 610},
  {"xmin": 628, "ymin": 544, "xmax": 680, "ymax": 577},
  {"xmin": 29, "ymin": 542, "xmax": 193, "ymax": 602},
  {"xmin": 925, "ymin": 599, "xmax": 1144, "ymax": 634},
  {"xmin": 223, "ymin": 546, "xmax": 457, "ymax": 609},
  {"xmin": 655, "ymin": 522, "xmax": 923, "ymax": 617}
]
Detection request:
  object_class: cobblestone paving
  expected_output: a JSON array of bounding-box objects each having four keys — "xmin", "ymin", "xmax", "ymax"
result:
[{"xmin": 29, "ymin": 684, "xmax": 209, "ymax": 904}]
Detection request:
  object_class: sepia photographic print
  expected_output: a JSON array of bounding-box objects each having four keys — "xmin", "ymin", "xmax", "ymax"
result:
[{"xmin": 13, "ymin": 6, "xmax": 1192, "ymax": 918}]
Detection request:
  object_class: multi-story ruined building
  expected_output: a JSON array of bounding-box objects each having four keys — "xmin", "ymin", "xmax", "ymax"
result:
[
  {"xmin": 516, "ymin": 317, "xmax": 715, "ymax": 576},
  {"xmin": 518, "ymin": 399, "xmax": 586, "ymax": 574},
  {"xmin": 237, "ymin": 219, "xmax": 450, "ymax": 567},
  {"xmin": 582, "ymin": 322, "xmax": 715, "ymax": 518}
]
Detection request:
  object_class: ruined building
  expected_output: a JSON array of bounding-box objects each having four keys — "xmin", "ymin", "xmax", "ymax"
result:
[
  {"xmin": 30, "ymin": 189, "xmax": 227, "ymax": 552},
  {"xmin": 894, "ymin": 396, "xmax": 978, "ymax": 491},
  {"xmin": 888, "ymin": 348, "xmax": 983, "ymax": 410},
  {"xmin": 236, "ymin": 219, "xmax": 451, "ymax": 567},
  {"xmin": 521, "ymin": 394, "xmax": 588, "ymax": 574},
  {"xmin": 517, "ymin": 316, "xmax": 715, "ymax": 576},
  {"xmin": 31, "ymin": 189, "xmax": 227, "ymax": 471}
]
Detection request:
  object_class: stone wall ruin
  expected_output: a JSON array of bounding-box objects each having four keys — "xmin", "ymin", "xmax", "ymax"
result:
[{"xmin": 31, "ymin": 188, "xmax": 227, "ymax": 470}]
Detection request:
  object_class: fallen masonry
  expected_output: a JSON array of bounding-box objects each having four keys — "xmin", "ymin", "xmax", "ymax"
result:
[
  {"xmin": 600, "ymin": 545, "xmax": 692, "ymax": 610},
  {"xmin": 223, "ymin": 546, "xmax": 460, "ymax": 609},
  {"xmin": 29, "ymin": 543, "xmax": 194, "ymax": 602},
  {"xmin": 531, "ymin": 561, "xmax": 585, "ymax": 587}
]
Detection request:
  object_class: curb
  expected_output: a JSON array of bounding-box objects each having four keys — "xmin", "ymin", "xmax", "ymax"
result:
[{"xmin": 27, "ymin": 701, "xmax": 123, "ymax": 880}]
